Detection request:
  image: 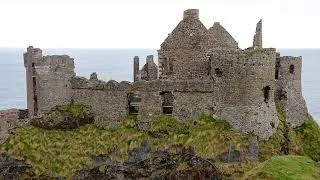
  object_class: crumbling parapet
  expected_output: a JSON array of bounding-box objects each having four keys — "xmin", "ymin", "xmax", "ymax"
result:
[
  {"xmin": 140, "ymin": 55, "xmax": 158, "ymax": 81},
  {"xmin": 275, "ymin": 55, "xmax": 308, "ymax": 127},
  {"xmin": 133, "ymin": 56, "xmax": 140, "ymax": 82},
  {"xmin": 253, "ymin": 19, "xmax": 263, "ymax": 49}
]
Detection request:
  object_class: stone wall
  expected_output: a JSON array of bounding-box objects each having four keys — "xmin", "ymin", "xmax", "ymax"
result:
[
  {"xmin": 24, "ymin": 46, "xmax": 43, "ymax": 116},
  {"xmin": 209, "ymin": 48, "xmax": 279, "ymax": 140},
  {"xmin": 276, "ymin": 55, "xmax": 308, "ymax": 127},
  {"xmin": 158, "ymin": 9, "xmax": 207, "ymax": 80},
  {"xmin": 172, "ymin": 92, "xmax": 215, "ymax": 120},
  {"xmin": 70, "ymin": 76, "xmax": 133, "ymax": 126},
  {"xmin": 200, "ymin": 22, "xmax": 238, "ymax": 50},
  {"xmin": 0, "ymin": 109, "xmax": 29, "ymax": 143}
]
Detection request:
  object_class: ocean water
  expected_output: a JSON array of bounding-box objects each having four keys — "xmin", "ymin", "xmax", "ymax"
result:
[{"xmin": 0, "ymin": 48, "xmax": 319, "ymax": 123}]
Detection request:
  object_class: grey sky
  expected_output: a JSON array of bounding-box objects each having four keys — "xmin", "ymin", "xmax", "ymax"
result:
[{"xmin": 0, "ymin": 0, "xmax": 319, "ymax": 48}]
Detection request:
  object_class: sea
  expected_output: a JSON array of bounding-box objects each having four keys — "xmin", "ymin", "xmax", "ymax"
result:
[{"xmin": 0, "ymin": 48, "xmax": 319, "ymax": 124}]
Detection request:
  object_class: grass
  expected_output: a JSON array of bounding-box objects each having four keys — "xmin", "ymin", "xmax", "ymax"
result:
[
  {"xmin": 0, "ymin": 114, "xmax": 254, "ymax": 178},
  {"xmin": 55, "ymin": 103, "xmax": 87, "ymax": 117},
  {"xmin": 1, "ymin": 105, "xmax": 319, "ymax": 178},
  {"xmin": 0, "ymin": 123, "xmax": 147, "ymax": 177},
  {"xmin": 258, "ymin": 104, "xmax": 287, "ymax": 161},
  {"xmin": 258, "ymin": 104, "xmax": 320, "ymax": 162},
  {"xmin": 292, "ymin": 116, "xmax": 320, "ymax": 162},
  {"xmin": 244, "ymin": 155, "xmax": 320, "ymax": 179}
]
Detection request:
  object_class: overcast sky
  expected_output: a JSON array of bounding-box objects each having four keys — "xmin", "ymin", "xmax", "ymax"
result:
[{"xmin": 0, "ymin": 0, "xmax": 319, "ymax": 49}]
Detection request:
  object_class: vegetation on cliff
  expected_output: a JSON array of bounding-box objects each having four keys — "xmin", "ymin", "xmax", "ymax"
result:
[{"xmin": 0, "ymin": 103, "xmax": 320, "ymax": 178}]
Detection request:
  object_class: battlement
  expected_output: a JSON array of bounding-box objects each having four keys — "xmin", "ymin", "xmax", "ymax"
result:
[{"xmin": 183, "ymin": 9, "xmax": 199, "ymax": 20}]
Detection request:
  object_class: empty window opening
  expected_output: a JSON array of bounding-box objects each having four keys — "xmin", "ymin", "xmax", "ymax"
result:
[
  {"xmin": 160, "ymin": 91, "xmax": 173, "ymax": 115},
  {"xmin": 289, "ymin": 64, "xmax": 294, "ymax": 74},
  {"xmin": 275, "ymin": 62, "xmax": 280, "ymax": 79},
  {"xmin": 275, "ymin": 69, "xmax": 279, "ymax": 79},
  {"xmin": 31, "ymin": 63, "xmax": 35, "ymax": 67},
  {"xmin": 127, "ymin": 93, "xmax": 140, "ymax": 115},
  {"xmin": 214, "ymin": 68, "xmax": 223, "ymax": 77},
  {"xmin": 32, "ymin": 76, "xmax": 38, "ymax": 115},
  {"xmin": 32, "ymin": 77, "xmax": 36, "ymax": 87},
  {"xmin": 263, "ymin": 86, "xmax": 271, "ymax": 103}
]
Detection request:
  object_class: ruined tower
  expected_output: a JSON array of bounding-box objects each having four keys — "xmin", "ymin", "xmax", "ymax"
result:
[
  {"xmin": 24, "ymin": 46, "xmax": 75, "ymax": 116},
  {"xmin": 253, "ymin": 19, "xmax": 262, "ymax": 49},
  {"xmin": 276, "ymin": 55, "xmax": 308, "ymax": 127}
]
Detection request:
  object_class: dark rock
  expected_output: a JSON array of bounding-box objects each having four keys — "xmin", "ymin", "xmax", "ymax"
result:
[
  {"xmin": 30, "ymin": 105, "xmax": 94, "ymax": 130},
  {"xmin": 217, "ymin": 144, "xmax": 242, "ymax": 162},
  {"xmin": 0, "ymin": 153, "xmax": 32, "ymax": 179},
  {"xmin": 73, "ymin": 144, "xmax": 221, "ymax": 180},
  {"xmin": 127, "ymin": 141, "xmax": 150, "ymax": 164},
  {"xmin": 170, "ymin": 157, "xmax": 220, "ymax": 180}
]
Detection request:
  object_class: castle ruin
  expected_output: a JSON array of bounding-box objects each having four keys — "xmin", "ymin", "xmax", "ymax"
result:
[{"xmin": 22, "ymin": 9, "xmax": 309, "ymax": 140}]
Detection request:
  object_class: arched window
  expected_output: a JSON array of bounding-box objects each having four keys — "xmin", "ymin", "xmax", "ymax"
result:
[
  {"xmin": 263, "ymin": 86, "xmax": 271, "ymax": 103},
  {"xmin": 289, "ymin": 64, "xmax": 294, "ymax": 74}
]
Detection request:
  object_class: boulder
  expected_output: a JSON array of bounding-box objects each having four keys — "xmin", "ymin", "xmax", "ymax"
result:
[{"xmin": 30, "ymin": 104, "xmax": 94, "ymax": 130}]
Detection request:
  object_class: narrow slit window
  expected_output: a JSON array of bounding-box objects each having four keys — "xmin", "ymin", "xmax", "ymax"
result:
[
  {"xmin": 263, "ymin": 86, "xmax": 271, "ymax": 103},
  {"xmin": 289, "ymin": 64, "xmax": 294, "ymax": 74}
]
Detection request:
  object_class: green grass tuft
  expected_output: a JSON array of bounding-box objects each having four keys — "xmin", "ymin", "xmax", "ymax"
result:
[
  {"xmin": 244, "ymin": 155, "xmax": 320, "ymax": 179},
  {"xmin": 292, "ymin": 116, "xmax": 320, "ymax": 162},
  {"xmin": 0, "ymin": 114, "xmax": 253, "ymax": 178},
  {"xmin": 55, "ymin": 103, "xmax": 87, "ymax": 117}
]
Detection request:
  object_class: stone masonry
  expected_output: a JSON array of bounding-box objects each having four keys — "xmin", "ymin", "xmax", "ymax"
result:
[
  {"xmin": 21, "ymin": 9, "xmax": 309, "ymax": 140},
  {"xmin": 0, "ymin": 109, "xmax": 28, "ymax": 143},
  {"xmin": 253, "ymin": 19, "xmax": 263, "ymax": 49}
]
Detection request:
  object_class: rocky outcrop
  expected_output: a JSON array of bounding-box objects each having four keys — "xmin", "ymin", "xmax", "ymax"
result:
[
  {"xmin": 73, "ymin": 143, "xmax": 221, "ymax": 180},
  {"xmin": 0, "ymin": 109, "xmax": 29, "ymax": 143},
  {"xmin": 30, "ymin": 104, "xmax": 94, "ymax": 130},
  {"xmin": 0, "ymin": 153, "xmax": 31, "ymax": 179}
]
